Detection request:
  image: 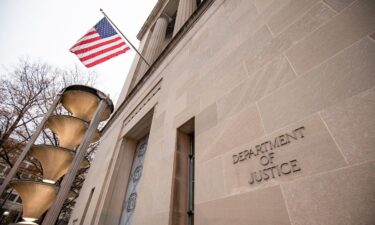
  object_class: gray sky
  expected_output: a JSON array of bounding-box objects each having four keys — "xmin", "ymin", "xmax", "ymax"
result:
[{"xmin": 0, "ymin": 0, "xmax": 157, "ymax": 105}]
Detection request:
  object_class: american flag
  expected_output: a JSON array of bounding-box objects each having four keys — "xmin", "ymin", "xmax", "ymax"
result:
[{"xmin": 70, "ymin": 17, "xmax": 130, "ymax": 68}]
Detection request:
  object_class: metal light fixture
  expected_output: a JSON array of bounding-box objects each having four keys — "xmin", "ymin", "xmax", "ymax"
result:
[
  {"xmin": 0, "ymin": 85, "xmax": 114, "ymax": 225},
  {"xmin": 61, "ymin": 89, "xmax": 111, "ymax": 122},
  {"xmin": 10, "ymin": 181, "xmax": 57, "ymax": 223},
  {"xmin": 17, "ymin": 222, "xmax": 37, "ymax": 225},
  {"xmin": 29, "ymin": 145, "xmax": 90, "ymax": 183},
  {"xmin": 45, "ymin": 115, "xmax": 100, "ymax": 150},
  {"xmin": 29, "ymin": 145, "xmax": 72, "ymax": 184}
]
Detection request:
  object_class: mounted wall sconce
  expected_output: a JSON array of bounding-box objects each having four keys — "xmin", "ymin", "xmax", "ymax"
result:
[
  {"xmin": 0, "ymin": 85, "xmax": 114, "ymax": 225},
  {"xmin": 61, "ymin": 88, "xmax": 112, "ymax": 122},
  {"xmin": 29, "ymin": 145, "xmax": 90, "ymax": 184},
  {"xmin": 10, "ymin": 181, "xmax": 57, "ymax": 223},
  {"xmin": 45, "ymin": 115, "xmax": 100, "ymax": 150}
]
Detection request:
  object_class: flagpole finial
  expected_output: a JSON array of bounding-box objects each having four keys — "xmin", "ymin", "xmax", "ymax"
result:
[{"xmin": 100, "ymin": 8, "xmax": 104, "ymax": 12}]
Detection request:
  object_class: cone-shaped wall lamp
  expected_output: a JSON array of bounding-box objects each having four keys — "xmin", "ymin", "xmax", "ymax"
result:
[
  {"xmin": 29, "ymin": 145, "xmax": 72, "ymax": 184},
  {"xmin": 61, "ymin": 89, "xmax": 111, "ymax": 122},
  {"xmin": 45, "ymin": 115, "xmax": 100, "ymax": 150},
  {"xmin": 10, "ymin": 181, "xmax": 57, "ymax": 223},
  {"xmin": 29, "ymin": 145, "xmax": 90, "ymax": 183}
]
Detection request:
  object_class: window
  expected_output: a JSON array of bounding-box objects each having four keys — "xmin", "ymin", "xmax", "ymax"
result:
[
  {"xmin": 166, "ymin": 13, "xmax": 177, "ymax": 37},
  {"xmin": 171, "ymin": 118, "xmax": 195, "ymax": 225},
  {"xmin": 8, "ymin": 193, "xmax": 17, "ymax": 202}
]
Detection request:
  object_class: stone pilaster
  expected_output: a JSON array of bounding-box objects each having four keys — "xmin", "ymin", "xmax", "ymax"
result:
[{"xmin": 173, "ymin": 0, "xmax": 197, "ymax": 36}]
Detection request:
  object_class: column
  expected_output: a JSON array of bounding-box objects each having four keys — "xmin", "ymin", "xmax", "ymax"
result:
[
  {"xmin": 136, "ymin": 15, "xmax": 169, "ymax": 80},
  {"xmin": 146, "ymin": 15, "xmax": 169, "ymax": 63},
  {"xmin": 173, "ymin": 0, "xmax": 197, "ymax": 36}
]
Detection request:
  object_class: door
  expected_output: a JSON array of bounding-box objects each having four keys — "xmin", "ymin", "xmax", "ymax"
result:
[{"xmin": 119, "ymin": 135, "xmax": 148, "ymax": 225}]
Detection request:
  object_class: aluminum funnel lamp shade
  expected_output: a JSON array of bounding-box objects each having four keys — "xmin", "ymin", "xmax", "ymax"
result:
[
  {"xmin": 45, "ymin": 115, "xmax": 100, "ymax": 150},
  {"xmin": 29, "ymin": 145, "xmax": 73, "ymax": 184},
  {"xmin": 10, "ymin": 181, "xmax": 57, "ymax": 223},
  {"xmin": 61, "ymin": 89, "xmax": 112, "ymax": 122},
  {"xmin": 29, "ymin": 145, "xmax": 90, "ymax": 184}
]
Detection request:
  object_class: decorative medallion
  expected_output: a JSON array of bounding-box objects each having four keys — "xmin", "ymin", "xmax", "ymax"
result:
[
  {"xmin": 137, "ymin": 143, "xmax": 147, "ymax": 157},
  {"xmin": 132, "ymin": 166, "xmax": 143, "ymax": 182},
  {"xmin": 127, "ymin": 193, "xmax": 137, "ymax": 212}
]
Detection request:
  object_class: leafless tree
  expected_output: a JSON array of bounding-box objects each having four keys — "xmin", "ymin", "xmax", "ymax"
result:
[{"xmin": 0, "ymin": 58, "xmax": 98, "ymax": 224}]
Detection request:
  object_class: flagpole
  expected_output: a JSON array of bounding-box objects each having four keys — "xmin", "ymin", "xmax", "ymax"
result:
[{"xmin": 100, "ymin": 8, "xmax": 151, "ymax": 67}]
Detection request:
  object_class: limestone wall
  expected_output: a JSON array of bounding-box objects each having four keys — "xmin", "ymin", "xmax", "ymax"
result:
[{"xmin": 70, "ymin": 0, "xmax": 375, "ymax": 224}]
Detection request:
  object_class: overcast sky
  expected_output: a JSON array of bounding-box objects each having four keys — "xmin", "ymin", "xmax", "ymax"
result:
[{"xmin": 0, "ymin": 0, "xmax": 157, "ymax": 105}]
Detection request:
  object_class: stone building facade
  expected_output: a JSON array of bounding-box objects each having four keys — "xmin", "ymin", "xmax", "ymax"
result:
[{"xmin": 70, "ymin": 0, "xmax": 375, "ymax": 224}]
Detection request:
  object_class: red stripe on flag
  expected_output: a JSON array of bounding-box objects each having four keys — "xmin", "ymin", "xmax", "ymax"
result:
[
  {"xmin": 85, "ymin": 47, "xmax": 130, "ymax": 68},
  {"xmin": 85, "ymin": 31, "xmax": 97, "ymax": 36},
  {"xmin": 80, "ymin": 42, "xmax": 126, "ymax": 61},
  {"xmin": 72, "ymin": 37, "xmax": 122, "ymax": 54},
  {"xmin": 71, "ymin": 36, "xmax": 102, "ymax": 50},
  {"xmin": 75, "ymin": 31, "xmax": 97, "ymax": 43},
  {"xmin": 73, "ymin": 31, "xmax": 97, "ymax": 46}
]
